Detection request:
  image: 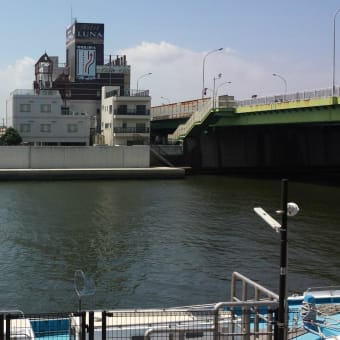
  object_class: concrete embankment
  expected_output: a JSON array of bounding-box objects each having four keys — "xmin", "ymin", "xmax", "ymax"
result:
[{"xmin": 0, "ymin": 167, "xmax": 186, "ymax": 181}]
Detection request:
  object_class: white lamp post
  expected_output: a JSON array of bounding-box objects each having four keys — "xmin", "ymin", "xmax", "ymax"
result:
[
  {"xmin": 333, "ymin": 8, "xmax": 340, "ymax": 96},
  {"xmin": 161, "ymin": 96, "xmax": 171, "ymax": 104},
  {"xmin": 215, "ymin": 81, "xmax": 232, "ymax": 97},
  {"xmin": 202, "ymin": 48, "xmax": 223, "ymax": 98},
  {"xmin": 136, "ymin": 72, "xmax": 152, "ymax": 93},
  {"xmin": 213, "ymin": 73, "xmax": 222, "ymax": 108},
  {"xmin": 273, "ymin": 73, "xmax": 287, "ymax": 100}
]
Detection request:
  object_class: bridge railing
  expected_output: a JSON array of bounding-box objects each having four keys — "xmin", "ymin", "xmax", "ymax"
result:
[
  {"xmin": 168, "ymin": 99, "xmax": 213, "ymax": 142},
  {"xmin": 236, "ymin": 86, "xmax": 340, "ymax": 107},
  {"xmin": 151, "ymin": 98, "xmax": 211, "ymax": 120}
]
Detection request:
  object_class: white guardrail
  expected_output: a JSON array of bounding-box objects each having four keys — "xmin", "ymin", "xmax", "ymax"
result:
[
  {"xmin": 236, "ymin": 86, "xmax": 339, "ymax": 107},
  {"xmin": 168, "ymin": 98, "xmax": 213, "ymax": 141},
  {"xmin": 155, "ymin": 86, "xmax": 340, "ymax": 123}
]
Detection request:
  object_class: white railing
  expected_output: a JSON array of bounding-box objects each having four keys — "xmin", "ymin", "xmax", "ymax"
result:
[
  {"xmin": 152, "ymin": 98, "xmax": 211, "ymax": 120},
  {"xmin": 168, "ymin": 99, "xmax": 213, "ymax": 142},
  {"xmin": 236, "ymin": 86, "xmax": 340, "ymax": 107}
]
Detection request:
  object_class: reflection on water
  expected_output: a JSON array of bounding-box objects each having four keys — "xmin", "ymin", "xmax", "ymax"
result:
[{"xmin": 0, "ymin": 176, "xmax": 339, "ymax": 313}]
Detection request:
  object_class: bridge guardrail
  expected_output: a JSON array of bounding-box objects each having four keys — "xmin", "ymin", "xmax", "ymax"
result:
[
  {"xmin": 236, "ymin": 86, "xmax": 340, "ymax": 107},
  {"xmin": 168, "ymin": 99, "xmax": 213, "ymax": 142}
]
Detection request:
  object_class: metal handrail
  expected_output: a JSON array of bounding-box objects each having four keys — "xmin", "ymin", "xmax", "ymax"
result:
[
  {"xmin": 144, "ymin": 300, "xmax": 278, "ymax": 340},
  {"xmin": 231, "ymin": 271, "xmax": 279, "ymax": 302},
  {"xmin": 0, "ymin": 310, "xmax": 25, "ymax": 317}
]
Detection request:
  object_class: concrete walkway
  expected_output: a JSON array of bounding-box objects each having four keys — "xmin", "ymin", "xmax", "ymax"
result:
[{"xmin": 0, "ymin": 167, "xmax": 186, "ymax": 180}]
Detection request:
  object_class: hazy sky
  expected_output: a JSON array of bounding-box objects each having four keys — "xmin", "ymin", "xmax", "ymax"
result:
[{"xmin": 1, "ymin": 0, "xmax": 340, "ymax": 119}]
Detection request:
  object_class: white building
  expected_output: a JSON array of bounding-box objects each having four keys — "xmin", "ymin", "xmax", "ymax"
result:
[
  {"xmin": 7, "ymin": 89, "xmax": 91, "ymax": 146},
  {"xmin": 101, "ymin": 86, "xmax": 151, "ymax": 146}
]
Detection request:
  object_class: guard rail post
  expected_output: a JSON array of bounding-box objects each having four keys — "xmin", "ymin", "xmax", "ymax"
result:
[
  {"xmin": 0, "ymin": 314, "xmax": 3, "ymax": 340},
  {"xmin": 89, "ymin": 311, "xmax": 94, "ymax": 340},
  {"xmin": 102, "ymin": 311, "xmax": 106, "ymax": 340},
  {"xmin": 5, "ymin": 315, "xmax": 10, "ymax": 340}
]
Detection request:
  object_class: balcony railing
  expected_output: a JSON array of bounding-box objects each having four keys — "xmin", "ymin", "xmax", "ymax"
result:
[
  {"xmin": 114, "ymin": 127, "xmax": 150, "ymax": 134},
  {"xmin": 115, "ymin": 109, "xmax": 150, "ymax": 116},
  {"xmin": 125, "ymin": 89, "xmax": 150, "ymax": 97}
]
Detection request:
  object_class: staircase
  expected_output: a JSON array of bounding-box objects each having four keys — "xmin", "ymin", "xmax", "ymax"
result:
[
  {"xmin": 168, "ymin": 98, "xmax": 213, "ymax": 143},
  {"xmin": 150, "ymin": 145, "xmax": 184, "ymax": 167}
]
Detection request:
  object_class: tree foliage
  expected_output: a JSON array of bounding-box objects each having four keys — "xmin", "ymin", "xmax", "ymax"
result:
[{"xmin": 0, "ymin": 127, "xmax": 23, "ymax": 145}]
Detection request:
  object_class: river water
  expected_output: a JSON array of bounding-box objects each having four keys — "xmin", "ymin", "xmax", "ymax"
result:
[{"xmin": 0, "ymin": 175, "xmax": 339, "ymax": 313}]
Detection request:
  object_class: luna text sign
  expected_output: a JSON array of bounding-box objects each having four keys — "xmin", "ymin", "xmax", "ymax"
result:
[{"xmin": 67, "ymin": 23, "xmax": 104, "ymax": 44}]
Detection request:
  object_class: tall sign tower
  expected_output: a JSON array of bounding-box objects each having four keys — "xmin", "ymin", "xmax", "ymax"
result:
[{"xmin": 66, "ymin": 22, "xmax": 104, "ymax": 82}]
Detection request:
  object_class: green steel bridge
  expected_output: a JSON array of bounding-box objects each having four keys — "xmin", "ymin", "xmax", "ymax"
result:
[
  {"xmin": 151, "ymin": 88, "xmax": 340, "ymax": 142},
  {"xmin": 151, "ymin": 88, "xmax": 340, "ymax": 173}
]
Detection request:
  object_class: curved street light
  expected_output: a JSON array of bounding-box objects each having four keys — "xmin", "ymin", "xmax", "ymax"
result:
[
  {"xmin": 213, "ymin": 73, "xmax": 222, "ymax": 108},
  {"xmin": 161, "ymin": 96, "xmax": 171, "ymax": 104},
  {"xmin": 273, "ymin": 73, "xmax": 287, "ymax": 99},
  {"xmin": 202, "ymin": 48, "xmax": 223, "ymax": 98},
  {"xmin": 136, "ymin": 72, "xmax": 152, "ymax": 92},
  {"xmin": 333, "ymin": 8, "xmax": 340, "ymax": 96},
  {"xmin": 215, "ymin": 81, "xmax": 232, "ymax": 97}
]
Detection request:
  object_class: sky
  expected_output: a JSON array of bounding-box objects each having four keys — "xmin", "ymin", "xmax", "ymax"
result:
[{"xmin": 1, "ymin": 0, "xmax": 340, "ymax": 119}]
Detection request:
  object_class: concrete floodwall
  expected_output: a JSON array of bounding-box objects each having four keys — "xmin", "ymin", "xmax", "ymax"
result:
[{"xmin": 0, "ymin": 146, "xmax": 150, "ymax": 169}]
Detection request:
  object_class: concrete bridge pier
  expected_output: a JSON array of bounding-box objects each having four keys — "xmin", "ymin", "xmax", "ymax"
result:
[{"xmin": 183, "ymin": 125, "xmax": 340, "ymax": 174}]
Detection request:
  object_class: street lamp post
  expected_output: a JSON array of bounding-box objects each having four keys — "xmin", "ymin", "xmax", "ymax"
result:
[
  {"xmin": 136, "ymin": 72, "xmax": 152, "ymax": 93},
  {"xmin": 254, "ymin": 179, "xmax": 299, "ymax": 340},
  {"xmin": 277, "ymin": 179, "xmax": 289, "ymax": 340},
  {"xmin": 202, "ymin": 48, "xmax": 223, "ymax": 98},
  {"xmin": 333, "ymin": 8, "xmax": 340, "ymax": 96},
  {"xmin": 161, "ymin": 96, "xmax": 171, "ymax": 104},
  {"xmin": 215, "ymin": 81, "xmax": 232, "ymax": 98},
  {"xmin": 213, "ymin": 73, "xmax": 222, "ymax": 108},
  {"xmin": 273, "ymin": 73, "xmax": 287, "ymax": 100}
]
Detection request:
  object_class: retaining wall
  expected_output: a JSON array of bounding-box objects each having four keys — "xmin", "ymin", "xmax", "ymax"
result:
[{"xmin": 0, "ymin": 146, "xmax": 150, "ymax": 169}]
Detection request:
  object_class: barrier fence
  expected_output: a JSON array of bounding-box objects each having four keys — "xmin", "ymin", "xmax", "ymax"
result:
[{"xmin": 0, "ymin": 305, "xmax": 304, "ymax": 340}]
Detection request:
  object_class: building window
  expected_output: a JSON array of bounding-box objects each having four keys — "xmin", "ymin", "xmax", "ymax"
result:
[
  {"xmin": 40, "ymin": 124, "xmax": 51, "ymax": 132},
  {"xmin": 109, "ymin": 105, "xmax": 112, "ymax": 114},
  {"xmin": 41, "ymin": 104, "xmax": 51, "ymax": 113},
  {"xmin": 117, "ymin": 105, "xmax": 127, "ymax": 114},
  {"xmin": 19, "ymin": 124, "xmax": 31, "ymax": 133},
  {"xmin": 61, "ymin": 107, "xmax": 70, "ymax": 115},
  {"xmin": 136, "ymin": 105, "xmax": 146, "ymax": 115},
  {"xmin": 20, "ymin": 104, "xmax": 31, "ymax": 112},
  {"xmin": 67, "ymin": 124, "xmax": 78, "ymax": 133},
  {"xmin": 136, "ymin": 123, "xmax": 146, "ymax": 133},
  {"xmin": 104, "ymin": 123, "xmax": 109, "ymax": 129}
]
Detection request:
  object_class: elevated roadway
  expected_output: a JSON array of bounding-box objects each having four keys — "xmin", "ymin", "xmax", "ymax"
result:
[{"xmin": 151, "ymin": 88, "xmax": 340, "ymax": 174}]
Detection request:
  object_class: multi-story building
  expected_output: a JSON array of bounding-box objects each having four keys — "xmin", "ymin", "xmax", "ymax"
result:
[
  {"xmin": 101, "ymin": 86, "xmax": 151, "ymax": 146},
  {"xmin": 7, "ymin": 21, "xmax": 135, "ymax": 145},
  {"xmin": 7, "ymin": 89, "xmax": 91, "ymax": 145}
]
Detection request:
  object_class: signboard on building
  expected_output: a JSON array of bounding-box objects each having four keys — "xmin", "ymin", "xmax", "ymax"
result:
[
  {"xmin": 76, "ymin": 46, "xmax": 96, "ymax": 79},
  {"xmin": 66, "ymin": 23, "xmax": 104, "ymax": 45},
  {"xmin": 96, "ymin": 65, "xmax": 131, "ymax": 74}
]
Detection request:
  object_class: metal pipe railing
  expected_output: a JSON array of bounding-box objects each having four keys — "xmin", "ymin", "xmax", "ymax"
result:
[{"xmin": 231, "ymin": 271, "xmax": 279, "ymax": 302}]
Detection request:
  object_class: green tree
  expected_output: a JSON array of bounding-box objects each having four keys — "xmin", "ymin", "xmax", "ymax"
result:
[{"xmin": 0, "ymin": 127, "xmax": 23, "ymax": 145}]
